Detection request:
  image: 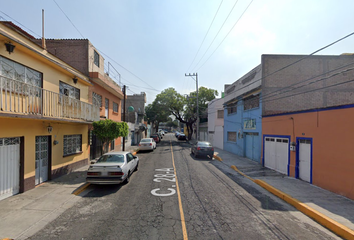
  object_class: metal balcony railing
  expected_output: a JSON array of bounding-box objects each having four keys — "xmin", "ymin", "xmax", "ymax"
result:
[{"xmin": 0, "ymin": 76, "xmax": 99, "ymax": 122}]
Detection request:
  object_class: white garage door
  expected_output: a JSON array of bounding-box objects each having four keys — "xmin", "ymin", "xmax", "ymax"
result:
[
  {"xmin": 0, "ymin": 137, "xmax": 20, "ymax": 201},
  {"xmin": 264, "ymin": 137, "xmax": 289, "ymax": 175}
]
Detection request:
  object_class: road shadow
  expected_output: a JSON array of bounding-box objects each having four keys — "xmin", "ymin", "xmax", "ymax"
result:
[
  {"xmin": 83, "ymin": 183, "xmax": 124, "ymax": 198},
  {"xmin": 212, "ymin": 163, "xmax": 288, "ymax": 212}
]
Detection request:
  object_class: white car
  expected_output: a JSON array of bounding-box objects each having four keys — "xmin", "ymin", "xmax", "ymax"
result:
[
  {"xmin": 86, "ymin": 151, "xmax": 139, "ymax": 184},
  {"xmin": 139, "ymin": 138, "xmax": 156, "ymax": 151}
]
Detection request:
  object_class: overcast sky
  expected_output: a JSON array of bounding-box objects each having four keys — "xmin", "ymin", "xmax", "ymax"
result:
[{"xmin": 1, "ymin": 0, "xmax": 354, "ymax": 104}]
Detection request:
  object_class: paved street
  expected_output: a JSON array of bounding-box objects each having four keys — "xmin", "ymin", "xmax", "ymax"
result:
[{"xmin": 24, "ymin": 133, "xmax": 340, "ymax": 240}]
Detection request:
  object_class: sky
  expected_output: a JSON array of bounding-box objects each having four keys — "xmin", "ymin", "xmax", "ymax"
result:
[{"xmin": 1, "ymin": 0, "xmax": 354, "ymax": 104}]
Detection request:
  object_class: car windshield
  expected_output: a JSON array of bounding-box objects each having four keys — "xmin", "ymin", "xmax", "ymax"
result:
[
  {"xmin": 141, "ymin": 139, "xmax": 151, "ymax": 143},
  {"xmin": 198, "ymin": 142, "xmax": 212, "ymax": 147},
  {"xmin": 96, "ymin": 154, "xmax": 125, "ymax": 163}
]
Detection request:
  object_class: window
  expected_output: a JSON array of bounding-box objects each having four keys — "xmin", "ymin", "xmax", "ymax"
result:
[
  {"xmin": 227, "ymin": 104, "xmax": 237, "ymax": 115},
  {"xmin": 0, "ymin": 56, "xmax": 42, "ymax": 88},
  {"xmin": 94, "ymin": 50, "xmax": 100, "ymax": 67},
  {"xmin": 92, "ymin": 92, "xmax": 102, "ymax": 107},
  {"xmin": 63, "ymin": 134, "xmax": 82, "ymax": 156},
  {"xmin": 244, "ymin": 95, "xmax": 259, "ymax": 110},
  {"xmin": 60, "ymin": 81, "xmax": 80, "ymax": 100},
  {"xmin": 217, "ymin": 110, "xmax": 224, "ymax": 119},
  {"xmin": 227, "ymin": 132, "xmax": 237, "ymax": 142},
  {"xmin": 113, "ymin": 102, "xmax": 119, "ymax": 112},
  {"xmin": 127, "ymin": 153, "xmax": 134, "ymax": 162}
]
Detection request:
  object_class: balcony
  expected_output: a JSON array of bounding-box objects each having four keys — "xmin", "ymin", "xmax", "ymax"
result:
[{"xmin": 0, "ymin": 76, "xmax": 99, "ymax": 122}]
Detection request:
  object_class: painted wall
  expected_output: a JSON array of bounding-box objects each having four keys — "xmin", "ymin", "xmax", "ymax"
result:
[
  {"xmin": 224, "ymin": 98, "xmax": 262, "ymax": 162},
  {"xmin": 208, "ymin": 98, "xmax": 224, "ymax": 149},
  {"xmin": 0, "ymin": 118, "xmax": 89, "ymax": 180},
  {"xmin": 262, "ymin": 106, "xmax": 354, "ymax": 200}
]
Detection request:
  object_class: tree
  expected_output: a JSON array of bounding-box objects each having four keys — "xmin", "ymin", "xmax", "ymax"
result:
[
  {"xmin": 145, "ymin": 101, "xmax": 170, "ymax": 132},
  {"xmin": 92, "ymin": 119, "xmax": 129, "ymax": 154},
  {"xmin": 166, "ymin": 117, "xmax": 178, "ymax": 129},
  {"xmin": 153, "ymin": 87, "xmax": 218, "ymax": 140}
]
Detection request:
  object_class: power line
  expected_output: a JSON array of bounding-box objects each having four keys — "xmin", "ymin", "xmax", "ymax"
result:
[
  {"xmin": 52, "ymin": 1, "xmax": 159, "ymax": 92},
  {"xmin": 0, "ymin": 10, "xmax": 41, "ymax": 38},
  {"xmin": 53, "ymin": 0, "xmax": 85, "ymax": 39},
  {"xmin": 186, "ymin": 0, "xmax": 224, "ymax": 72},
  {"xmin": 196, "ymin": 0, "xmax": 253, "ymax": 71},
  {"xmin": 191, "ymin": 0, "xmax": 240, "ymax": 71},
  {"xmin": 224, "ymin": 30, "xmax": 354, "ymax": 100}
]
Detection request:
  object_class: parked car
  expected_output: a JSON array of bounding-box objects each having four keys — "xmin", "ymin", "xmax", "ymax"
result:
[
  {"xmin": 139, "ymin": 138, "xmax": 156, "ymax": 151},
  {"xmin": 175, "ymin": 131, "xmax": 180, "ymax": 138},
  {"xmin": 86, "ymin": 151, "xmax": 139, "ymax": 184},
  {"xmin": 178, "ymin": 133, "xmax": 187, "ymax": 140},
  {"xmin": 159, "ymin": 130, "xmax": 165, "ymax": 136},
  {"xmin": 191, "ymin": 141, "xmax": 214, "ymax": 158},
  {"xmin": 151, "ymin": 134, "xmax": 160, "ymax": 143},
  {"xmin": 157, "ymin": 132, "xmax": 163, "ymax": 140}
]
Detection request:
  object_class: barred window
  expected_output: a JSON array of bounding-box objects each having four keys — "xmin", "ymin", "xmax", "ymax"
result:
[
  {"xmin": 113, "ymin": 102, "xmax": 119, "ymax": 112},
  {"xmin": 244, "ymin": 95, "xmax": 259, "ymax": 110},
  {"xmin": 227, "ymin": 104, "xmax": 237, "ymax": 115},
  {"xmin": 0, "ymin": 56, "xmax": 42, "ymax": 88},
  {"xmin": 92, "ymin": 92, "xmax": 102, "ymax": 107},
  {"xmin": 60, "ymin": 81, "xmax": 80, "ymax": 100},
  {"xmin": 227, "ymin": 132, "xmax": 237, "ymax": 142},
  {"xmin": 94, "ymin": 50, "xmax": 100, "ymax": 67},
  {"xmin": 63, "ymin": 134, "xmax": 82, "ymax": 156},
  {"xmin": 217, "ymin": 110, "xmax": 224, "ymax": 118}
]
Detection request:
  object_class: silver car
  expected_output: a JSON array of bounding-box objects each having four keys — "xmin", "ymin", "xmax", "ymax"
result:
[
  {"xmin": 139, "ymin": 138, "xmax": 156, "ymax": 151},
  {"xmin": 86, "ymin": 151, "xmax": 139, "ymax": 184}
]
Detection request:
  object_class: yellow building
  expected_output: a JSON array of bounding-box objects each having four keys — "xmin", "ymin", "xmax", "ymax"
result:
[{"xmin": 0, "ymin": 21, "xmax": 99, "ymax": 200}]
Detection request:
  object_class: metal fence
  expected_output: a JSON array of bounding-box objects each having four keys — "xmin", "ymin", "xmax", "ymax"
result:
[{"xmin": 0, "ymin": 76, "xmax": 99, "ymax": 122}]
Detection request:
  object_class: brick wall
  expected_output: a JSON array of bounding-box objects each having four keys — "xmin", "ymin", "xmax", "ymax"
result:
[
  {"xmin": 262, "ymin": 54, "xmax": 354, "ymax": 116},
  {"xmin": 33, "ymin": 39, "xmax": 90, "ymax": 75}
]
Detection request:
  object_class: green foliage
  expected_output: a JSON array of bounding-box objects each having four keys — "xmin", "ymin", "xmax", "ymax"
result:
[
  {"xmin": 93, "ymin": 119, "xmax": 128, "ymax": 145},
  {"xmin": 151, "ymin": 86, "xmax": 218, "ymax": 139}
]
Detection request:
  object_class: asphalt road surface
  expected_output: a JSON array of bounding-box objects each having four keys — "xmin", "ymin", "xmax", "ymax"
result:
[{"xmin": 29, "ymin": 133, "xmax": 340, "ymax": 240}]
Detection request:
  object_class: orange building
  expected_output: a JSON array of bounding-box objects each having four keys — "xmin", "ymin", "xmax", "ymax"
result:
[
  {"xmin": 262, "ymin": 54, "xmax": 354, "ymax": 200},
  {"xmin": 34, "ymin": 39, "xmax": 125, "ymax": 159}
]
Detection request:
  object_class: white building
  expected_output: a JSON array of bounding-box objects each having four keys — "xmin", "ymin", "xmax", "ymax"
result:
[{"xmin": 208, "ymin": 98, "xmax": 224, "ymax": 149}]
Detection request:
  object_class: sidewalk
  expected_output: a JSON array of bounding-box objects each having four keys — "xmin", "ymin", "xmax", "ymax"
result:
[
  {"xmin": 211, "ymin": 146, "xmax": 354, "ymax": 240},
  {"xmin": 0, "ymin": 147, "xmax": 139, "ymax": 240},
  {"xmin": 0, "ymin": 165, "xmax": 89, "ymax": 240}
]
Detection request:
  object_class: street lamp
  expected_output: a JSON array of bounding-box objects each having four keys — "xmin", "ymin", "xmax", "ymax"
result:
[{"xmin": 185, "ymin": 73, "xmax": 199, "ymax": 141}]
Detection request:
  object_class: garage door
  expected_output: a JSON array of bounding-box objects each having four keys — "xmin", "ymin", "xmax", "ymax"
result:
[
  {"xmin": 264, "ymin": 137, "xmax": 289, "ymax": 175},
  {"xmin": 0, "ymin": 137, "xmax": 20, "ymax": 201}
]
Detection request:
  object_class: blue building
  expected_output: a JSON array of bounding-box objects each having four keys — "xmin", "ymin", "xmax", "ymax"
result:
[{"xmin": 223, "ymin": 65, "xmax": 262, "ymax": 162}]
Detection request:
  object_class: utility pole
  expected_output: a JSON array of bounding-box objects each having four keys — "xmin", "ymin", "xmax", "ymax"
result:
[
  {"xmin": 122, "ymin": 85, "xmax": 126, "ymax": 151},
  {"xmin": 185, "ymin": 73, "xmax": 199, "ymax": 141}
]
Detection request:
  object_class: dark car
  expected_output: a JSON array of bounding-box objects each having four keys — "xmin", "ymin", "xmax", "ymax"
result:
[
  {"xmin": 175, "ymin": 131, "xmax": 181, "ymax": 138},
  {"xmin": 191, "ymin": 141, "xmax": 214, "ymax": 158},
  {"xmin": 178, "ymin": 133, "xmax": 186, "ymax": 140},
  {"xmin": 151, "ymin": 134, "xmax": 160, "ymax": 143}
]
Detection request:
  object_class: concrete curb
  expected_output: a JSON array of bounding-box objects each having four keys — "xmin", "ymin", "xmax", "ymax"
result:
[
  {"xmin": 222, "ymin": 157, "xmax": 354, "ymax": 240},
  {"xmin": 213, "ymin": 154, "xmax": 223, "ymax": 161},
  {"xmin": 254, "ymin": 179, "xmax": 354, "ymax": 240},
  {"xmin": 72, "ymin": 182, "xmax": 91, "ymax": 196}
]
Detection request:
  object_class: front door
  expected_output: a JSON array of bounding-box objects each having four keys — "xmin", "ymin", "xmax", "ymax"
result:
[
  {"xmin": 298, "ymin": 139, "xmax": 312, "ymax": 183},
  {"xmin": 35, "ymin": 136, "xmax": 49, "ymax": 185}
]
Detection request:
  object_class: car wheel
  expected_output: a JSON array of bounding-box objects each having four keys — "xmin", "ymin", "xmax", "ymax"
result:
[{"xmin": 124, "ymin": 171, "xmax": 131, "ymax": 184}]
